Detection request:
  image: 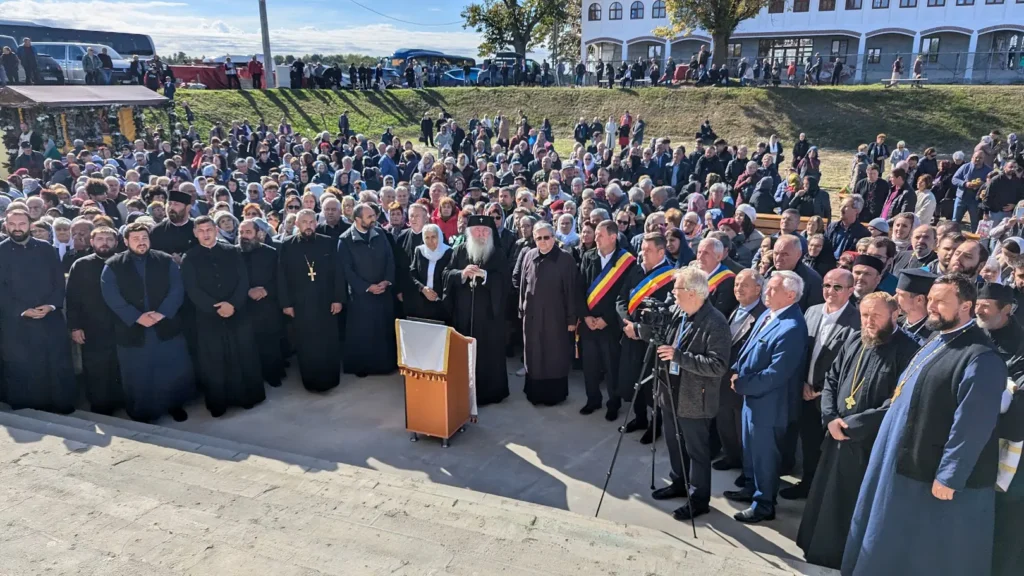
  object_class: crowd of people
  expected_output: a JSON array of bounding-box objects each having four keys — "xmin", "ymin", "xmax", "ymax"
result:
[{"xmin": 2, "ymin": 104, "xmax": 1024, "ymax": 575}]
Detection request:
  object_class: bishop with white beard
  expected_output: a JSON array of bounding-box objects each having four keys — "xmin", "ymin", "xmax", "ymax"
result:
[{"xmin": 443, "ymin": 215, "xmax": 510, "ymax": 405}]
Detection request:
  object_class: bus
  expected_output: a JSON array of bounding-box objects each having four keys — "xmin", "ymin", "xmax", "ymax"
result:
[
  {"xmin": 387, "ymin": 48, "xmax": 475, "ymax": 75},
  {"xmin": 0, "ymin": 19, "xmax": 156, "ymax": 58}
]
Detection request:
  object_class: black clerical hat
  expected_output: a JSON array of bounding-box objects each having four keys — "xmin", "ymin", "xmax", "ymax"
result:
[
  {"xmin": 168, "ymin": 190, "xmax": 192, "ymax": 205},
  {"xmin": 978, "ymin": 282, "xmax": 1015, "ymax": 307},
  {"xmin": 465, "ymin": 214, "xmax": 496, "ymax": 232},
  {"xmin": 853, "ymin": 254, "xmax": 885, "ymax": 274},
  {"xmin": 897, "ymin": 268, "xmax": 937, "ymax": 295}
]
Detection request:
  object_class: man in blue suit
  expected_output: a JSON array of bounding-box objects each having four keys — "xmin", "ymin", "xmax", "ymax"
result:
[{"xmin": 724, "ymin": 270, "xmax": 809, "ymax": 523}]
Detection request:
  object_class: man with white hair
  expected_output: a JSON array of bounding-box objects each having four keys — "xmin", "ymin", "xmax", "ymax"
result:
[
  {"xmin": 725, "ymin": 270, "xmax": 809, "ymax": 523},
  {"xmin": 442, "ymin": 214, "xmax": 510, "ymax": 405},
  {"xmin": 695, "ymin": 237, "xmax": 737, "ymax": 316},
  {"xmin": 651, "ymin": 266, "xmax": 732, "ymax": 521}
]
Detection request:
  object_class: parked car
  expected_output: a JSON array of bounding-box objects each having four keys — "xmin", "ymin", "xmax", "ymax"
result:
[
  {"xmin": 0, "ymin": 35, "xmax": 65, "ymax": 85},
  {"xmin": 440, "ymin": 67, "xmax": 482, "ymax": 87},
  {"xmin": 32, "ymin": 42, "xmax": 131, "ymax": 84}
]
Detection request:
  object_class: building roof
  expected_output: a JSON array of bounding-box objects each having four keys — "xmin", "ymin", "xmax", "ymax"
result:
[{"xmin": 0, "ymin": 85, "xmax": 168, "ymax": 109}]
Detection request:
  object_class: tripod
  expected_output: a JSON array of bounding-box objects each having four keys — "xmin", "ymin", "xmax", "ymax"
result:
[{"xmin": 595, "ymin": 336, "xmax": 698, "ymax": 539}]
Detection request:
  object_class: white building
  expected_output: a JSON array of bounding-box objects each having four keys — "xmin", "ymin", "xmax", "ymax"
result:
[{"xmin": 581, "ymin": 0, "xmax": 1024, "ymax": 82}]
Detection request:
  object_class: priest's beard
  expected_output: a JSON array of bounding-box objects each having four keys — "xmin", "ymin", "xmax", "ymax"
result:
[
  {"xmin": 862, "ymin": 322, "xmax": 895, "ymax": 347},
  {"xmin": 925, "ymin": 310, "xmax": 959, "ymax": 332},
  {"xmin": 239, "ymin": 238, "xmax": 258, "ymax": 253},
  {"xmin": 466, "ymin": 234, "xmax": 494, "ymax": 265},
  {"xmin": 94, "ymin": 246, "xmax": 116, "ymax": 259},
  {"xmin": 168, "ymin": 207, "xmax": 188, "ymax": 224},
  {"xmin": 299, "ymin": 227, "xmax": 315, "ymax": 240},
  {"xmin": 7, "ymin": 229, "xmax": 29, "ymax": 243}
]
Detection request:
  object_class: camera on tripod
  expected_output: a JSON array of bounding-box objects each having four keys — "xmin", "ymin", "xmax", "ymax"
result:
[{"xmin": 636, "ymin": 297, "xmax": 674, "ymax": 345}]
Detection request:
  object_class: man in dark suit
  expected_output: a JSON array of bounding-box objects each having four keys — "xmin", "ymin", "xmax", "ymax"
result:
[
  {"xmin": 667, "ymin": 146, "xmax": 691, "ymax": 195},
  {"xmin": 781, "ymin": 268, "xmax": 860, "ymax": 500},
  {"xmin": 725, "ymin": 271, "xmax": 809, "ymax": 523},
  {"xmin": 694, "ymin": 237, "xmax": 738, "ymax": 318},
  {"xmin": 768, "ymin": 234, "xmax": 823, "ymax": 311},
  {"xmin": 714, "ymin": 269, "xmax": 767, "ymax": 473},
  {"xmin": 650, "ymin": 267, "xmax": 732, "ymax": 521}
]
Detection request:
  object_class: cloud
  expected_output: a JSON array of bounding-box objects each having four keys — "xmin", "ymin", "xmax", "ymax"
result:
[{"xmin": 0, "ymin": 0, "xmax": 482, "ymax": 56}]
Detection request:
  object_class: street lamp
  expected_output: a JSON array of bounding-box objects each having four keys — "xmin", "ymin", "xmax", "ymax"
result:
[{"xmin": 259, "ymin": 0, "xmax": 275, "ymax": 87}]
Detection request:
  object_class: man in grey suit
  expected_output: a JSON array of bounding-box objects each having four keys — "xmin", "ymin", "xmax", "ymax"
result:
[
  {"xmin": 781, "ymin": 268, "xmax": 860, "ymax": 500},
  {"xmin": 650, "ymin": 267, "xmax": 732, "ymax": 521},
  {"xmin": 714, "ymin": 268, "xmax": 767, "ymax": 473}
]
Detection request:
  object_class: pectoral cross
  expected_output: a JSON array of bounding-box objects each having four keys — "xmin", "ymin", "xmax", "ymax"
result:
[
  {"xmin": 305, "ymin": 257, "xmax": 316, "ymax": 282},
  {"xmin": 845, "ymin": 396, "xmax": 856, "ymax": 410}
]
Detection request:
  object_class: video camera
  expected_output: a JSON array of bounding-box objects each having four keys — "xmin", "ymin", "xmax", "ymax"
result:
[{"xmin": 635, "ymin": 297, "xmax": 674, "ymax": 346}]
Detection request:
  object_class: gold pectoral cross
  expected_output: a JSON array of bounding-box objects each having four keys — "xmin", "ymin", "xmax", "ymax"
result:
[
  {"xmin": 305, "ymin": 257, "xmax": 316, "ymax": 282},
  {"xmin": 845, "ymin": 396, "xmax": 856, "ymax": 410}
]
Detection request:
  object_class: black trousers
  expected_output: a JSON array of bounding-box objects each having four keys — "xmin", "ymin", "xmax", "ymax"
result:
[
  {"xmin": 661, "ymin": 397, "xmax": 713, "ymax": 506},
  {"xmin": 798, "ymin": 398, "xmax": 824, "ymax": 485},
  {"xmin": 422, "ymin": 129, "xmax": 433, "ymax": 147},
  {"xmin": 580, "ymin": 328, "xmax": 621, "ymax": 410},
  {"xmin": 226, "ymin": 75, "xmax": 240, "ymax": 89},
  {"xmin": 618, "ymin": 338, "xmax": 652, "ymax": 424},
  {"xmin": 716, "ymin": 376, "xmax": 744, "ymax": 465},
  {"xmin": 251, "ymin": 73, "xmax": 261, "ymax": 89}
]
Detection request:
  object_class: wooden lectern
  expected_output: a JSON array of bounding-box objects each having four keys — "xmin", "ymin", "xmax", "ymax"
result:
[{"xmin": 396, "ymin": 319, "xmax": 477, "ymax": 447}]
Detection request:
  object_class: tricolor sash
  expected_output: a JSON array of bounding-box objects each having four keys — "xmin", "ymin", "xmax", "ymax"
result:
[
  {"xmin": 708, "ymin": 264, "xmax": 736, "ymax": 293},
  {"xmin": 628, "ymin": 263, "xmax": 675, "ymax": 314},
  {"xmin": 587, "ymin": 249, "xmax": 636, "ymax": 310}
]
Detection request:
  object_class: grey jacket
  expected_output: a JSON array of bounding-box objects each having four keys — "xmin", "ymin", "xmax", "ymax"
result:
[{"xmin": 662, "ymin": 300, "xmax": 732, "ymax": 419}]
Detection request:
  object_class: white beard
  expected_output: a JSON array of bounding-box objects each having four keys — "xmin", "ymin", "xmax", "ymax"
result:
[{"xmin": 466, "ymin": 234, "xmax": 494, "ymax": 265}]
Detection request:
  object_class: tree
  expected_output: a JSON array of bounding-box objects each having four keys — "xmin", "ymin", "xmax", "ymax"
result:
[
  {"xmin": 536, "ymin": 0, "xmax": 581, "ymax": 63},
  {"xmin": 653, "ymin": 0, "xmax": 770, "ymax": 66},
  {"xmin": 462, "ymin": 0, "xmax": 567, "ymax": 57}
]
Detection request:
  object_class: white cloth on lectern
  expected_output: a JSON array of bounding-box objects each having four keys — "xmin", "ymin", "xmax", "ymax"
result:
[{"xmin": 397, "ymin": 319, "xmax": 477, "ymax": 416}]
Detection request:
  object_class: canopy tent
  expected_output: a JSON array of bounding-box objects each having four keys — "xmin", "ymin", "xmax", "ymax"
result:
[{"xmin": 0, "ymin": 85, "xmax": 168, "ymax": 109}]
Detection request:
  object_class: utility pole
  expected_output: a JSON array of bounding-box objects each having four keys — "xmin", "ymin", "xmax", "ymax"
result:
[{"xmin": 259, "ymin": 0, "xmax": 275, "ymax": 87}]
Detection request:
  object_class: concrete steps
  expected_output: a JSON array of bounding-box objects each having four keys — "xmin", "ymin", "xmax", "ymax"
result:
[{"xmin": 0, "ymin": 408, "xmax": 835, "ymax": 576}]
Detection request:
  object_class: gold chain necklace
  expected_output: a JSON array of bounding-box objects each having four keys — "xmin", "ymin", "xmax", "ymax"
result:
[
  {"xmin": 891, "ymin": 324, "xmax": 970, "ymax": 402},
  {"xmin": 845, "ymin": 346, "xmax": 869, "ymax": 410}
]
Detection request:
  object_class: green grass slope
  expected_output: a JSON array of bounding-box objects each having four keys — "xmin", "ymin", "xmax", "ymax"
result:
[{"xmin": 148, "ymin": 86, "xmax": 1024, "ymax": 154}]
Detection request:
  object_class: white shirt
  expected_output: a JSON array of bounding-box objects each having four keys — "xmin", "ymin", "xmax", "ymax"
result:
[
  {"xmin": 807, "ymin": 302, "xmax": 848, "ymax": 383},
  {"xmin": 598, "ymin": 248, "xmax": 615, "ymax": 270}
]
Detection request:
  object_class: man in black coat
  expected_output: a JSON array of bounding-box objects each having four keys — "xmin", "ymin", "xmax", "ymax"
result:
[
  {"xmin": 239, "ymin": 220, "xmax": 285, "ymax": 387},
  {"xmin": 768, "ymin": 235, "xmax": 824, "ymax": 311},
  {"xmin": 781, "ymin": 269, "xmax": 860, "ymax": 500},
  {"xmin": 66, "ymin": 226, "xmax": 122, "ymax": 414}
]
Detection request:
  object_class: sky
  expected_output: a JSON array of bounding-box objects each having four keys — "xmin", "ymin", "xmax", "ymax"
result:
[{"xmin": 0, "ymin": 0, "xmax": 485, "ymax": 58}]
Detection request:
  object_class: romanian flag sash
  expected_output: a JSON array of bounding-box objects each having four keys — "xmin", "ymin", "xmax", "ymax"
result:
[
  {"xmin": 708, "ymin": 264, "xmax": 736, "ymax": 293},
  {"xmin": 587, "ymin": 249, "xmax": 635, "ymax": 310},
  {"xmin": 628, "ymin": 263, "xmax": 675, "ymax": 314}
]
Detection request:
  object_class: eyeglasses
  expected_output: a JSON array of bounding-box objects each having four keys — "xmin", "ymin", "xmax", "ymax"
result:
[
  {"xmin": 822, "ymin": 283, "xmax": 848, "ymax": 292},
  {"xmin": 534, "ymin": 235, "xmax": 553, "ymax": 241},
  {"xmin": 617, "ymin": 220, "xmax": 630, "ymax": 225},
  {"xmin": 286, "ymin": 205, "xmax": 300, "ymax": 210}
]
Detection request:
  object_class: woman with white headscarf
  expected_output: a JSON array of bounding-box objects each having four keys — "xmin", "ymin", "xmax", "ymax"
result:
[
  {"xmin": 407, "ymin": 223, "xmax": 451, "ymax": 322},
  {"xmin": 554, "ymin": 213, "xmax": 579, "ymax": 248}
]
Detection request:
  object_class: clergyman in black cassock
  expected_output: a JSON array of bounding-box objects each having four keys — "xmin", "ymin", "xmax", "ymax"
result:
[
  {"xmin": 239, "ymin": 221, "xmax": 285, "ymax": 387},
  {"xmin": 443, "ymin": 215, "xmax": 509, "ymax": 405},
  {"xmin": 277, "ymin": 210, "xmax": 344, "ymax": 392},
  {"xmin": 519, "ymin": 226, "xmax": 579, "ymax": 406},
  {"xmin": 337, "ymin": 209, "xmax": 397, "ymax": 376},
  {"xmin": 100, "ymin": 224, "xmax": 196, "ymax": 423},
  {"xmin": 66, "ymin": 228, "xmax": 122, "ymax": 414},
  {"xmin": 181, "ymin": 218, "xmax": 266, "ymax": 416},
  {"xmin": 0, "ymin": 211, "xmax": 76, "ymax": 414},
  {"xmin": 796, "ymin": 295, "xmax": 919, "ymax": 569}
]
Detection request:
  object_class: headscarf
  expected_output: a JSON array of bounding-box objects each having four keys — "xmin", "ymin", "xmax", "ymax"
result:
[
  {"xmin": 555, "ymin": 215, "xmax": 580, "ymax": 247},
  {"xmin": 214, "ymin": 210, "xmax": 239, "ymax": 244},
  {"xmin": 706, "ymin": 208, "xmax": 724, "ymax": 231},
  {"xmin": 687, "ymin": 193, "xmax": 707, "ymax": 219},
  {"xmin": 416, "ymin": 223, "xmax": 451, "ymax": 290}
]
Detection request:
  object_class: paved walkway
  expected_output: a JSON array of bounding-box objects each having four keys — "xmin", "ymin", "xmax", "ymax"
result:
[
  {"xmin": 162, "ymin": 362, "xmax": 814, "ymax": 565},
  {"xmin": 0, "ymin": 407, "xmax": 833, "ymax": 575}
]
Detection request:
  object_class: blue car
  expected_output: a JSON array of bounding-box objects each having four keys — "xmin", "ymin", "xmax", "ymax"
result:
[{"xmin": 440, "ymin": 67, "xmax": 485, "ymax": 86}]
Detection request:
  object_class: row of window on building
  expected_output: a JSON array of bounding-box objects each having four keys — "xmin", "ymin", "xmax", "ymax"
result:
[{"xmin": 587, "ymin": 0, "xmax": 1020, "ymax": 20}]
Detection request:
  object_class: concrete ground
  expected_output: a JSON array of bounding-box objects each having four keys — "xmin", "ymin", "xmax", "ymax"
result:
[{"xmin": 165, "ymin": 360, "xmax": 811, "ymax": 565}]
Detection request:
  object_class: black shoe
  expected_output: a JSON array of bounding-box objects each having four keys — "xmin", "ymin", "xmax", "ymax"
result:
[
  {"xmin": 723, "ymin": 489, "xmax": 754, "ymax": 503},
  {"xmin": 267, "ymin": 379, "xmax": 283, "ymax": 388},
  {"xmin": 734, "ymin": 506, "xmax": 775, "ymax": 523},
  {"xmin": 733, "ymin": 474, "xmax": 747, "ymax": 488},
  {"xmin": 780, "ymin": 482, "xmax": 810, "ymax": 500},
  {"xmin": 579, "ymin": 403, "xmax": 601, "ymax": 415},
  {"xmin": 209, "ymin": 407, "xmax": 226, "ymax": 418},
  {"xmin": 673, "ymin": 503, "xmax": 709, "ymax": 521},
  {"xmin": 639, "ymin": 425, "xmax": 662, "ymax": 445},
  {"xmin": 169, "ymin": 407, "xmax": 188, "ymax": 422},
  {"xmin": 356, "ymin": 373, "xmax": 368, "ymax": 378},
  {"xmin": 712, "ymin": 458, "xmax": 741, "ymax": 471},
  {"xmin": 651, "ymin": 483, "xmax": 688, "ymax": 501},
  {"xmin": 621, "ymin": 418, "xmax": 648, "ymax": 433},
  {"xmin": 605, "ymin": 407, "xmax": 619, "ymax": 422}
]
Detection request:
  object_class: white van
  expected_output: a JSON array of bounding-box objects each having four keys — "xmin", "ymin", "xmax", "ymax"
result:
[{"xmin": 32, "ymin": 42, "xmax": 131, "ymax": 84}]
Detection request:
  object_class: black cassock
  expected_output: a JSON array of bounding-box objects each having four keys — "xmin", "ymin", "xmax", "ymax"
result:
[
  {"xmin": 66, "ymin": 253, "xmax": 121, "ymax": 414},
  {"xmin": 796, "ymin": 328, "xmax": 919, "ymax": 569},
  {"xmin": 242, "ymin": 243, "xmax": 285, "ymax": 387},
  {"xmin": 983, "ymin": 318, "xmax": 1024, "ymax": 380},
  {"xmin": 337, "ymin": 226, "xmax": 397, "ymax": 375},
  {"xmin": 181, "ymin": 242, "xmax": 266, "ymax": 413},
  {"xmin": 443, "ymin": 243, "xmax": 509, "ymax": 405},
  {"xmin": 519, "ymin": 247, "xmax": 579, "ymax": 406},
  {"xmin": 0, "ymin": 238, "xmax": 76, "ymax": 413},
  {"xmin": 148, "ymin": 218, "xmax": 198, "ymax": 256},
  {"xmin": 278, "ymin": 233, "xmax": 344, "ymax": 391}
]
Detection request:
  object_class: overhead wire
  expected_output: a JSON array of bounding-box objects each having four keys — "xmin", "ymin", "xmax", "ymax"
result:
[{"xmin": 342, "ymin": 0, "xmax": 465, "ymax": 27}]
